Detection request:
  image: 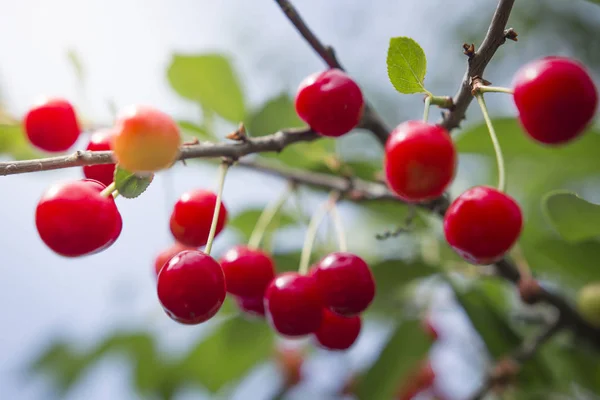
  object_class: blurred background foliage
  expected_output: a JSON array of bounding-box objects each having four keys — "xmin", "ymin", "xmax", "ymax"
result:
[{"xmin": 1, "ymin": 0, "xmax": 600, "ymax": 399}]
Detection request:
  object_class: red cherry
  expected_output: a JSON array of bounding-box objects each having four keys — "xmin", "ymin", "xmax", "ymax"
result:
[
  {"xmin": 82, "ymin": 129, "xmax": 117, "ymax": 187},
  {"xmin": 513, "ymin": 56, "xmax": 598, "ymax": 145},
  {"xmin": 444, "ymin": 186, "xmax": 523, "ymax": 265},
  {"xmin": 153, "ymin": 242, "xmax": 196, "ymax": 277},
  {"xmin": 35, "ymin": 179, "xmax": 122, "ymax": 257},
  {"xmin": 295, "ymin": 68, "xmax": 364, "ymax": 137},
  {"xmin": 264, "ymin": 272, "xmax": 323, "ymax": 337},
  {"xmin": 384, "ymin": 120, "xmax": 457, "ymax": 202},
  {"xmin": 312, "ymin": 252, "xmax": 375, "ymax": 316},
  {"xmin": 169, "ymin": 189, "xmax": 227, "ymax": 247},
  {"xmin": 24, "ymin": 97, "xmax": 81, "ymax": 152},
  {"xmin": 314, "ymin": 309, "xmax": 361, "ymax": 351},
  {"xmin": 157, "ymin": 250, "xmax": 226, "ymax": 324},
  {"xmin": 234, "ymin": 295, "xmax": 266, "ymax": 318},
  {"xmin": 219, "ymin": 246, "xmax": 275, "ymax": 298}
]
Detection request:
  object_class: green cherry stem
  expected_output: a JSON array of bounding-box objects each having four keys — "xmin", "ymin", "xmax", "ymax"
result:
[
  {"xmin": 204, "ymin": 161, "xmax": 230, "ymax": 256},
  {"xmin": 475, "ymin": 92, "xmax": 506, "ymax": 192},
  {"xmin": 477, "ymin": 85, "xmax": 514, "ymax": 95},
  {"xmin": 329, "ymin": 201, "xmax": 348, "ymax": 252},
  {"xmin": 423, "ymin": 95, "xmax": 432, "ymax": 123},
  {"xmin": 298, "ymin": 192, "xmax": 340, "ymax": 275},
  {"xmin": 100, "ymin": 182, "xmax": 116, "ymax": 198},
  {"xmin": 247, "ymin": 183, "xmax": 294, "ymax": 250}
]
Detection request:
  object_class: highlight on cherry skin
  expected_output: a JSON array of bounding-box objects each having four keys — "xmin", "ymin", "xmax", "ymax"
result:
[
  {"xmin": 82, "ymin": 129, "xmax": 118, "ymax": 187},
  {"xmin": 512, "ymin": 56, "xmax": 598, "ymax": 145},
  {"xmin": 35, "ymin": 179, "xmax": 122, "ymax": 257},
  {"xmin": 156, "ymin": 250, "xmax": 227, "ymax": 325},
  {"xmin": 24, "ymin": 97, "xmax": 81, "ymax": 153},
  {"xmin": 384, "ymin": 120, "xmax": 457, "ymax": 203},
  {"xmin": 295, "ymin": 68, "xmax": 364, "ymax": 137},
  {"xmin": 154, "ymin": 242, "xmax": 197, "ymax": 277},
  {"xmin": 169, "ymin": 189, "xmax": 228, "ymax": 247},
  {"xmin": 443, "ymin": 186, "xmax": 523, "ymax": 265},
  {"xmin": 111, "ymin": 104, "xmax": 182, "ymax": 173}
]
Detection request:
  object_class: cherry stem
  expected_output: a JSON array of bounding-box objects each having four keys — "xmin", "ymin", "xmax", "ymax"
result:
[
  {"xmin": 298, "ymin": 192, "xmax": 340, "ymax": 275},
  {"xmin": 477, "ymin": 85, "xmax": 514, "ymax": 95},
  {"xmin": 247, "ymin": 183, "xmax": 294, "ymax": 250},
  {"xmin": 329, "ymin": 201, "xmax": 347, "ymax": 252},
  {"xmin": 423, "ymin": 95, "xmax": 432, "ymax": 123},
  {"xmin": 204, "ymin": 161, "xmax": 230, "ymax": 256},
  {"xmin": 475, "ymin": 92, "xmax": 506, "ymax": 192},
  {"xmin": 100, "ymin": 182, "xmax": 117, "ymax": 198}
]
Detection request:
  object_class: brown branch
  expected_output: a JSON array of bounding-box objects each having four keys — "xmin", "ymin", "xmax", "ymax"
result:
[
  {"xmin": 440, "ymin": 0, "xmax": 516, "ymax": 131},
  {"xmin": 273, "ymin": 0, "xmax": 391, "ymax": 145}
]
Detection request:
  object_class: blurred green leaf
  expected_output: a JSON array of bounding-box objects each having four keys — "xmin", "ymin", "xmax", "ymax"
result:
[
  {"xmin": 228, "ymin": 208, "xmax": 297, "ymax": 241},
  {"xmin": 246, "ymin": 93, "xmax": 305, "ymax": 137},
  {"xmin": 114, "ymin": 165, "xmax": 154, "ymax": 199},
  {"xmin": 271, "ymin": 251, "xmax": 302, "ymax": 273},
  {"xmin": 539, "ymin": 342, "xmax": 600, "ymax": 395},
  {"xmin": 178, "ymin": 120, "xmax": 216, "ymax": 141},
  {"xmin": 179, "ymin": 316, "xmax": 274, "ymax": 393},
  {"xmin": 542, "ymin": 191, "xmax": 600, "ymax": 243},
  {"xmin": 386, "ymin": 37, "xmax": 428, "ymax": 94},
  {"xmin": 0, "ymin": 123, "xmax": 43, "ymax": 160},
  {"xmin": 355, "ymin": 319, "xmax": 433, "ymax": 400},
  {"xmin": 167, "ymin": 53, "xmax": 246, "ymax": 122},
  {"xmin": 371, "ymin": 259, "xmax": 437, "ymax": 295},
  {"xmin": 66, "ymin": 49, "xmax": 85, "ymax": 84}
]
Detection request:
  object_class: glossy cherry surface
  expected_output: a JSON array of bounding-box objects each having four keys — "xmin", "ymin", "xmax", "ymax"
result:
[
  {"xmin": 24, "ymin": 97, "xmax": 81, "ymax": 152},
  {"xmin": 234, "ymin": 295, "xmax": 266, "ymax": 318},
  {"xmin": 157, "ymin": 250, "xmax": 226, "ymax": 324},
  {"xmin": 154, "ymin": 242, "xmax": 196, "ymax": 276},
  {"xmin": 444, "ymin": 186, "xmax": 523, "ymax": 265},
  {"xmin": 314, "ymin": 309, "xmax": 361, "ymax": 351},
  {"xmin": 513, "ymin": 56, "xmax": 598, "ymax": 145},
  {"xmin": 264, "ymin": 272, "xmax": 323, "ymax": 337},
  {"xmin": 220, "ymin": 245, "xmax": 275, "ymax": 298},
  {"xmin": 35, "ymin": 179, "xmax": 122, "ymax": 257},
  {"xmin": 83, "ymin": 129, "xmax": 117, "ymax": 187},
  {"xmin": 384, "ymin": 120, "xmax": 456, "ymax": 202},
  {"xmin": 295, "ymin": 68, "xmax": 364, "ymax": 137},
  {"xmin": 169, "ymin": 189, "xmax": 227, "ymax": 247},
  {"xmin": 312, "ymin": 252, "xmax": 375, "ymax": 316}
]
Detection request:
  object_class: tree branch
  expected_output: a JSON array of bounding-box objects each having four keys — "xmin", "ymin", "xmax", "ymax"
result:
[{"xmin": 439, "ymin": 0, "xmax": 516, "ymax": 131}]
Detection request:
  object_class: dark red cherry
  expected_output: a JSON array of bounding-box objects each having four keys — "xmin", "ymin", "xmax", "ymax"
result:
[
  {"xmin": 169, "ymin": 189, "xmax": 228, "ymax": 247},
  {"xmin": 513, "ymin": 56, "xmax": 598, "ymax": 145},
  {"xmin": 156, "ymin": 250, "xmax": 226, "ymax": 324},
  {"xmin": 82, "ymin": 129, "xmax": 117, "ymax": 187},
  {"xmin": 444, "ymin": 186, "xmax": 523, "ymax": 265},
  {"xmin": 153, "ymin": 242, "xmax": 196, "ymax": 277},
  {"xmin": 384, "ymin": 120, "xmax": 456, "ymax": 202},
  {"xmin": 35, "ymin": 179, "xmax": 122, "ymax": 257},
  {"xmin": 24, "ymin": 97, "xmax": 81, "ymax": 152},
  {"xmin": 264, "ymin": 272, "xmax": 323, "ymax": 337},
  {"xmin": 314, "ymin": 309, "xmax": 361, "ymax": 351},
  {"xmin": 312, "ymin": 252, "xmax": 375, "ymax": 316},
  {"xmin": 234, "ymin": 295, "xmax": 266, "ymax": 318},
  {"xmin": 295, "ymin": 68, "xmax": 364, "ymax": 137},
  {"xmin": 220, "ymin": 246, "xmax": 275, "ymax": 298}
]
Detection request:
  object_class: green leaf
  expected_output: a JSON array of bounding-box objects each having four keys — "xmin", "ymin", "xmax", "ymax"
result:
[
  {"xmin": 539, "ymin": 342, "xmax": 600, "ymax": 395},
  {"xmin": 386, "ymin": 37, "xmax": 428, "ymax": 94},
  {"xmin": 114, "ymin": 165, "xmax": 154, "ymax": 199},
  {"xmin": 167, "ymin": 53, "xmax": 246, "ymax": 122},
  {"xmin": 246, "ymin": 94, "xmax": 305, "ymax": 137},
  {"xmin": 179, "ymin": 316, "xmax": 274, "ymax": 392},
  {"xmin": 0, "ymin": 123, "xmax": 43, "ymax": 160},
  {"xmin": 542, "ymin": 190, "xmax": 600, "ymax": 243},
  {"xmin": 228, "ymin": 208, "xmax": 297, "ymax": 241},
  {"xmin": 355, "ymin": 319, "xmax": 433, "ymax": 400},
  {"xmin": 271, "ymin": 251, "xmax": 303, "ymax": 273},
  {"xmin": 178, "ymin": 120, "xmax": 216, "ymax": 141}
]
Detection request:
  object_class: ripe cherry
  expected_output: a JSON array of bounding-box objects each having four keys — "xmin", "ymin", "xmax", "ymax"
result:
[
  {"xmin": 24, "ymin": 97, "xmax": 81, "ymax": 152},
  {"xmin": 234, "ymin": 296, "xmax": 266, "ymax": 318},
  {"xmin": 444, "ymin": 186, "xmax": 523, "ymax": 265},
  {"xmin": 153, "ymin": 242, "xmax": 196, "ymax": 277},
  {"xmin": 169, "ymin": 189, "xmax": 227, "ymax": 247},
  {"xmin": 219, "ymin": 246, "xmax": 275, "ymax": 298},
  {"xmin": 264, "ymin": 272, "xmax": 323, "ymax": 337},
  {"xmin": 295, "ymin": 68, "xmax": 364, "ymax": 137},
  {"xmin": 112, "ymin": 105, "xmax": 181, "ymax": 173},
  {"xmin": 35, "ymin": 179, "xmax": 122, "ymax": 257},
  {"xmin": 384, "ymin": 120, "xmax": 456, "ymax": 202},
  {"xmin": 312, "ymin": 252, "xmax": 375, "ymax": 316},
  {"xmin": 513, "ymin": 56, "xmax": 598, "ymax": 145},
  {"xmin": 314, "ymin": 309, "xmax": 361, "ymax": 351},
  {"xmin": 157, "ymin": 250, "xmax": 226, "ymax": 324},
  {"xmin": 82, "ymin": 129, "xmax": 117, "ymax": 187}
]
